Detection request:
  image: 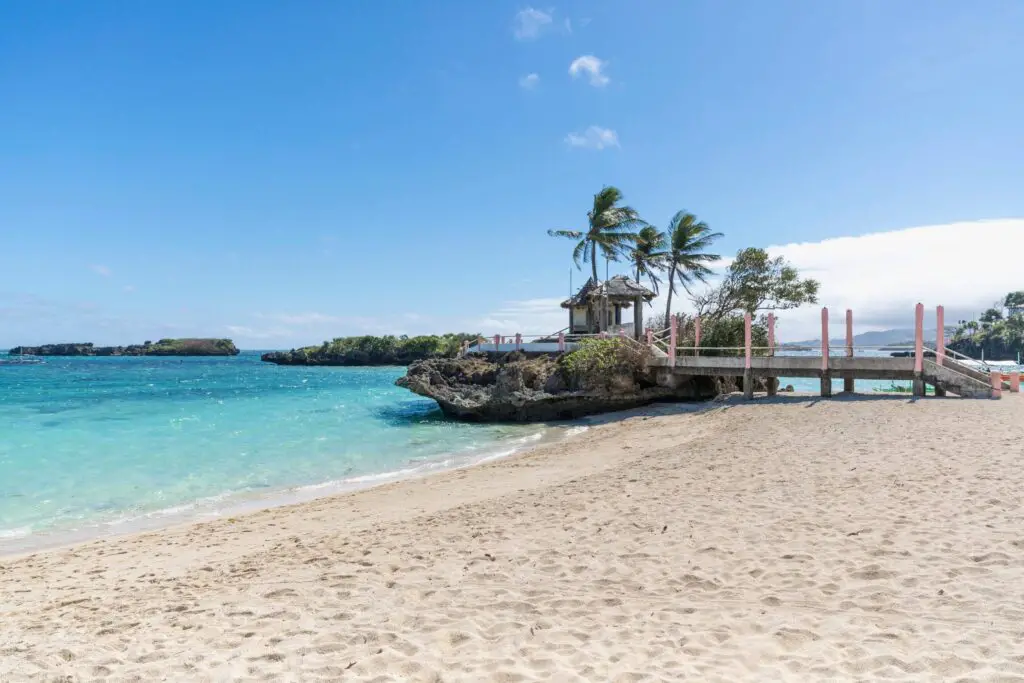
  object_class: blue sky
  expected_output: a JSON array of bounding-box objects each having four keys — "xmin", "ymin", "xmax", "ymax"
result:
[{"xmin": 2, "ymin": 1, "xmax": 1022, "ymax": 348}]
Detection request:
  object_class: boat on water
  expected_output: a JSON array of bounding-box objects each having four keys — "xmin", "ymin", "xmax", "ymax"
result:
[{"xmin": 0, "ymin": 350, "xmax": 45, "ymax": 365}]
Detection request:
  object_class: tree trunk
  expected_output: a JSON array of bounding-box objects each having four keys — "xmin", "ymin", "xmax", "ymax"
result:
[
  {"xmin": 591, "ymin": 242, "xmax": 599, "ymax": 283},
  {"xmin": 664, "ymin": 264, "xmax": 676, "ymax": 322}
]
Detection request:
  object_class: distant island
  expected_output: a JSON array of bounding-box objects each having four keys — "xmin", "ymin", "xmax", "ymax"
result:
[
  {"xmin": 262, "ymin": 334, "xmax": 478, "ymax": 366},
  {"xmin": 9, "ymin": 339, "xmax": 240, "ymax": 357}
]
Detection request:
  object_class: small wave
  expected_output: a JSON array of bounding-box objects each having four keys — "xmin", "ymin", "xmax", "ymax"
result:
[
  {"xmin": 512, "ymin": 431, "xmax": 544, "ymax": 444},
  {"xmin": 564, "ymin": 425, "xmax": 589, "ymax": 438},
  {"xmin": 0, "ymin": 526, "xmax": 32, "ymax": 540}
]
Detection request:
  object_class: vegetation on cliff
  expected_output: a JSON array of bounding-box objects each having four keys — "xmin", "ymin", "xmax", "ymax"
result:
[
  {"xmin": 949, "ymin": 291, "xmax": 1024, "ymax": 360},
  {"xmin": 9, "ymin": 339, "xmax": 239, "ymax": 357},
  {"xmin": 558, "ymin": 338, "xmax": 649, "ymax": 391},
  {"xmin": 261, "ymin": 334, "xmax": 479, "ymax": 366},
  {"xmin": 645, "ymin": 247, "xmax": 820, "ymax": 356}
]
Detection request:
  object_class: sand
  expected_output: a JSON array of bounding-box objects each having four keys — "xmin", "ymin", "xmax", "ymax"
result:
[{"xmin": 2, "ymin": 393, "xmax": 1024, "ymax": 682}]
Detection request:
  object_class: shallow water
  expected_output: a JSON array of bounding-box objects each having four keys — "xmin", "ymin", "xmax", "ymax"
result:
[{"xmin": 0, "ymin": 353, "xmax": 545, "ymax": 550}]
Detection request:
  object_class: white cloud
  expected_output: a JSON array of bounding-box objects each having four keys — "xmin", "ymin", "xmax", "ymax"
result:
[
  {"xmin": 565, "ymin": 125, "xmax": 619, "ymax": 150},
  {"xmin": 519, "ymin": 73, "xmax": 540, "ymax": 90},
  {"xmin": 760, "ymin": 218, "xmax": 1024, "ymax": 341},
  {"xmin": 513, "ymin": 7, "xmax": 552, "ymax": 40},
  {"xmin": 474, "ymin": 298, "xmax": 567, "ymax": 335},
  {"xmin": 564, "ymin": 17, "xmax": 572, "ymax": 33},
  {"xmin": 646, "ymin": 218, "xmax": 1024, "ymax": 342},
  {"xmin": 569, "ymin": 55, "xmax": 609, "ymax": 87},
  {"xmin": 90, "ymin": 264, "xmax": 112, "ymax": 277}
]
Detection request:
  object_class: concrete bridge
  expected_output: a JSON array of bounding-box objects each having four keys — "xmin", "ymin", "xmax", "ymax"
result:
[
  {"xmin": 464, "ymin": 304, "xmax": 1019, "ymax": 400},
  {"xmin": 648, "ymin": 304, "xmax": 1016, "ymax": 400}
]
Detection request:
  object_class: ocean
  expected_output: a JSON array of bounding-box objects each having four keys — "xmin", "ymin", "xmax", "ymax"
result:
[
  {"xmin": 3, "ymin": 350, "xmax": 1017, "ymax": 555},
  {"xmin": 0, "ymin": 352, "xmax": 549, "ymax": 554}
]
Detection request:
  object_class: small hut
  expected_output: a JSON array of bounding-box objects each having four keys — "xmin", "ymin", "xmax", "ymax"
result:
[{"xmin": 561, "ymin": 275, "xmax": 656, "ymax": 339}]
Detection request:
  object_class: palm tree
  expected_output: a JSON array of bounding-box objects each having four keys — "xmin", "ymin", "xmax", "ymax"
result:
[
  {"xmin": 548, "ymin": 186, "xmax": 644, "ymax": 284},
  {"xmin": 630, "ymin": 225, "xmax": 668, "ymax": 295},
  {"xmin": 662, "ymin": 211, "xmax": 722, "ymax": 322}
]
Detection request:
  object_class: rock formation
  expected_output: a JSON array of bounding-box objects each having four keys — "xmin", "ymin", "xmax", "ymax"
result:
[{"xmin": 395, "ymin": 352, "xmax": 765, "ymax": 422}]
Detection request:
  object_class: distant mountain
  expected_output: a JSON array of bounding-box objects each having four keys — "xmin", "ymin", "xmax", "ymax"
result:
[{"xmin": 783, "ymin": 328, "xmax": 950, "ymax": 348}]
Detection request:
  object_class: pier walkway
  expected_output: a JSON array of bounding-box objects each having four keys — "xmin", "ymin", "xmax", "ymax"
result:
[
  {"xmin": 464, "ymin": 304, "xmax": 1018, "ymax": 400},
  {"xmin": 648, "ymin": 304, "xmax": 1014, "ymax": 399}
]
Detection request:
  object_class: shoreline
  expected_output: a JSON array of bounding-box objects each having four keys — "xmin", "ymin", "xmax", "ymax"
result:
[
  {"xmin": 0, "ymin": 400, "xmax": 712, "ymax": 560},
  {"xmin": 4, "ymin": 393, "xmax": 1021, "ymax": 681},
  {"xmin": 0, "ymin": 422, "xmax": 563, "ymax": 559}
]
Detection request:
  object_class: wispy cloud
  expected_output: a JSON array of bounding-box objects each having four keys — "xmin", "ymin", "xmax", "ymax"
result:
[
  {"xmin": 513, "ymin": 7, "xmax": 553, "ymax": 40},
  {"xmin": 569, "ymin": 55, "xmax": 609, "ymax": 87},
  {"xmin": 518, "ymin": 73, "xmax": 540, "ymax": 90},
  {"xmin": 90, "ymin": 264, "xmax": 112, "ymax": 277},
  {"xmin": 255, "ymin": 311, "xmax": 343, "ymax": 325},
  {"xmin": 225, "ymin": 325, "xmax": 294, "ymax": 340},
  {"xmin": 123, "ymin": 285, "xmax": 136, "ymax": 293},
  {"xmin": 475, "ymin": 297, "xmax": 567, "ymax": 334},
  {"xmin": 565, "ymin": 125, "xmax": 619, "ymax": 150}
]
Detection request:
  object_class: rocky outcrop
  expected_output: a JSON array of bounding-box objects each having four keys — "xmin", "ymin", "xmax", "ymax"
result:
[
  {"xmin": 395, "ymin": 353, "xmax": 764, "ymax": 422},
  {"xmin": 9, "ymin": 339, "xmax": 239, "ymax": 357},
  {"xmin": 261, "ymin": 349, "xmax": 427, "ymax": 366}
]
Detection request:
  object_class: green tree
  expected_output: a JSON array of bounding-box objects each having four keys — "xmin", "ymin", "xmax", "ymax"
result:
[
  {"xmin": 661, "ymin": 211, "xmax": 722, "ymax": 322},
  {"xmin": 693, "ymin": 248, "xmax": 820, "ymax": 321},
  {"xmin": 548, "ymin": 186, "xmax": 645, "ymax": 285},
  {"xmin": 629, "ymin": 225, "xmax": 668, "ymax": 295},
  {"xmin": 1005, "ymin": 291, "xmax": 1024, "ymax": 310},
  {"xmin": 980, "ymin": 308, "xmax": 1003, "ymax": 324}
]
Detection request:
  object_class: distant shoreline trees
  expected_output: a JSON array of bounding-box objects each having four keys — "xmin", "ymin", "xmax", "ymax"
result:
[{"xmin": 950, "ymin": 291, "xmax": 1024, "ymax": 360}]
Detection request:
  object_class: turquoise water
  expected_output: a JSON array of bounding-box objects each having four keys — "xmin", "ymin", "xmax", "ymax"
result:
[
  {"xmin": 777, "ymin": 350, "xmax": 1022, "ymax": 393},
  {"xmin": 0, "ymin": 353, "xmax": 545, "ymax": 551}
]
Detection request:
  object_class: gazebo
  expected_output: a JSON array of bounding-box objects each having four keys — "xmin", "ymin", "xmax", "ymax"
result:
[{"xmin": 561, "ymin": 275, "xmax": 656, "ymax": 339}]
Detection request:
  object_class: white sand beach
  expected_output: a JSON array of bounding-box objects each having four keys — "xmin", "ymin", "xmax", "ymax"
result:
[{"xmin": 2, "ymin": 394, "xmax": 1023, "ymax": 682}]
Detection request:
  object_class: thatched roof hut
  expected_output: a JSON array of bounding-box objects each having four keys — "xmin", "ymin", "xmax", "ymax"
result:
[{"xmin": 561, "ymin": 276, "xmax": 656, "ymax": 337}]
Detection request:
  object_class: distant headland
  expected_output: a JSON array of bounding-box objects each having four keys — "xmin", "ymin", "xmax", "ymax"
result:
[{"xmin": 9, "ymin": 339, "xmax": 240, "ymax": 357}]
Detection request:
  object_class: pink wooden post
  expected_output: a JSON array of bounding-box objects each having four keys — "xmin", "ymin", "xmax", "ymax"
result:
[
  {"xmin": 557, "ymin": 331, "xmax": 565, "ymax": 352},
  {"xmin": 767, "ymin": 313, "xmax": 775, "ymax": 357},
  {"xmin": 1010, "ymin": 372, "xmax": 1020, "ymax": 393},
  {"xmin": 991, "ymin": 371, "xmax": 1002, "ymax": 398},
  {"xmin": 936, "ymin": 305, "xmax": 945, "ymax": 366},
  {"xmin": 694, "ymin": 316, "xmax": 701, "ymax": 357},
  {"xmin": 645, "ymin": 328, "xmax": 653, "ymax": 346},
  {"xmin": 618, "ymin": 327, "xmax": 626, "ymax": 338},
  {"xmin": 461, "ymin": 340, "xmax": 468, "ymax": 356},
  {"xmin": 821, "ymin": 307, "xmax": 829, "ymax": 372},
  {"xmin": 845, "ymin": 309, "xmax": 854, "ymax": 357},
  {"xmin": 493, "ymin": 334, "xmax": 500, "ymax": 353},
  {"xmin": 515, "ymin": 333, "xmax": 522, "ymax": 352},
  {"xmin": 668, "ymin": 314, "xmax": 677, "ymax": 364},
  {"xmin": 744, "ymin": 313, "xmax": 752, "ymax": 369},
  {"xmin": 914, "ymin": 303, "xmax": 924, "ymax": 374}
]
